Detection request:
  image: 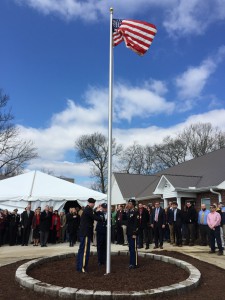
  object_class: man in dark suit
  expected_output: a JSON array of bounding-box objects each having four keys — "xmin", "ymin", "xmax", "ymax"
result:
[
  {"xmin": 76, "ymin": 198, "xmax": 102, "ymax": 273},
  {"xmin": 184, "ymin": 201, "xmax": 198, "ymax": 246},
  {"xmin": 40, "ymin": 205, "xmax": 52, "ymax": 247},
  {"xmin": 172, "ymin": 202, "xmax": 183, "ymax": 247},
  {"xmin": 21, "ymin": 204, "xmax": 34, "ymax": 246},
  {"xmin": 151, "ymin": 202, "xmax": 166, "ymax": 249},
  {"xmin": 137, "ymin": 203, "xmax": 149, "ymax": 249},
  {"xmin": 167, "ymin": 201, "xmax": 175, "ymax": 245}
]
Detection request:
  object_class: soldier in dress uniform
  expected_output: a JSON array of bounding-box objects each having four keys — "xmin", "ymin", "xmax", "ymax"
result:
[
  {"xmin": 76, "ymin": 198, "xmax": 102, "ymax": 273},
  {"xmin": 96, "ymin": 203, "xmax": 107, "ymax": 266},
  {"xmin": 125, "ymin": 199, "xmax": 139, "ymax": 269}
]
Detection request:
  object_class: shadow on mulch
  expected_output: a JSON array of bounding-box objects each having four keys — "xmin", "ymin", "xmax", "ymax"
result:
[{"xmin": 0, "ymin": 251, "xmax": 224, "ymax": 299}]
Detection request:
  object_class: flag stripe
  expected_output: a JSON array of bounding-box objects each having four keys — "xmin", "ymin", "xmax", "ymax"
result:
[
  {"xmin": 122, "ymin": 20, "xmax": 157, "ymax": 35},
  {"xmin": 123, "ymin": 35, "xmax": 149, "ymax": 51},
  {"xmin": 119, "ymin": 24, "xmax": 156, "ymax": 42},
  {"xmin": 120, "ymin": 27, "xmax": 154, "ymax": 46},
  {"xmin": 113, "ymin": 19, "xmax": 157, "ymax": 56},
  {"xmin": 113, "ymin": 33, "xmax": 123, "ymax": 46}
]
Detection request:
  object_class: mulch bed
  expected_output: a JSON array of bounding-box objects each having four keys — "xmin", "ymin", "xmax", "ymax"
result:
[
  {"xmin": 0, "ymin": 251, "xmax": 224, "ymax": 299},
  {"xmin": 28, "ymin": 254, "xmax": 188, "ymax": 291}
]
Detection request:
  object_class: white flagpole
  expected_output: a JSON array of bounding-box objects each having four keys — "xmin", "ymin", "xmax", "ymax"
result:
[{"xmin": 106, "ymin": 7, "xmax": 114, "ymax": 275}]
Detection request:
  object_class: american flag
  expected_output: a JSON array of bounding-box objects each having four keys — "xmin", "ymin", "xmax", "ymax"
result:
[{"xmin": 112, "ymin": 19, "xmax": 157, "ymax": 56}]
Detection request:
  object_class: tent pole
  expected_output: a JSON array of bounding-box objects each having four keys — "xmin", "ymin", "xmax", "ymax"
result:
[{"xmin": 29, "ymin": 170, "xmax": 37, "ymax": 202}]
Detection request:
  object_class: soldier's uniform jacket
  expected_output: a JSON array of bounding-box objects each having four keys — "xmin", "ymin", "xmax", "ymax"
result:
[
  {"xmin": 95, "ymin": 211, "xmax": 107, "ymax": 234},
  {"xmin": 79, "ymin": 205, "xmax": 102, "ymax": 237},
  {"xmin": 126, "ymin": 208, "xmax": 139, "ymax": 236}
]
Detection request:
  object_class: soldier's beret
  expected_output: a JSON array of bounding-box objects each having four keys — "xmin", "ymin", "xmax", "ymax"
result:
[
  {"xmin": 88, "ymin": 198, "xmax": 96, "ymax": 204},
  {"xmin": 101, "ymin": 203, "xmax": 107, "ymax": 209}
]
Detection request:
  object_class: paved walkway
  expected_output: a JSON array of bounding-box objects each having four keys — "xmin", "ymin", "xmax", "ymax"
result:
[{"xmin": 0, "ymin": 242, "xmax": 224, "ymax": 269}]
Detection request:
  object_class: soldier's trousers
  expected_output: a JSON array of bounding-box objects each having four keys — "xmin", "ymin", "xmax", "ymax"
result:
[
  {"xmin": 127, "ymin": 235, "xmax": 138, "ymax": 267},
  {"xmin": 97, "ymin": 232, "xmax": 106, "ymax": 265},
  {"xmin": 76, "ymin": 236, "xmax": 91, "ymax": 272}
]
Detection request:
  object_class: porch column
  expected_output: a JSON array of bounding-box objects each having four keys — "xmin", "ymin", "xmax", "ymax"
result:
[
  {"xmin": 163, "ymin": 198, "xmax": 167, "ymax": 208},
  {"xmin": 176, "ymin": 197, "xmax": 181, "ymax": 209}
]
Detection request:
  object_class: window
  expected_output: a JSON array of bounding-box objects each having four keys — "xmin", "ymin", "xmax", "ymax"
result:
[{"xmin": 201, "ymin": 198, "xmax": 211, "ymax": 210}]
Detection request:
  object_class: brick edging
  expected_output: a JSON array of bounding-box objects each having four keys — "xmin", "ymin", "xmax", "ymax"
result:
[{"xmin": 15, "ymin": 251, "xmax": 201, "ymax": 299}]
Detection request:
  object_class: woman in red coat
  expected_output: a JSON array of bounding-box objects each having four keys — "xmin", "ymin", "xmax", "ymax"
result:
[{"xmin": 50, "ymin": 210, "xmax": 61, "ymax": 244}]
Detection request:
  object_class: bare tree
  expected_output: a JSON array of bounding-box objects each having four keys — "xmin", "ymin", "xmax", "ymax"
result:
[
  {"xmin": 76, "ymin": 123, "xmax": 225, "ymax": 181},
  {"xmin": 143, "ymin": 145, "xmax": 160, "ymax": 174},
  {"xmin": 154, "ymin": 136, "xmax": 188, "ymax": 168},
  {"xmin": 216, "ymin": 131, "xmax": 225, "ymax": 149},
  {"xmin": 0, "ymin": 89, "xmax": 38, "ymax": 176},
  {"xmin": 119, "ymin": 143, "xmax": 159, "ymax": 175},
  {"xmin": 40, "ymin": 168, "xmax": 55, "ymax": 176},
  {"xmin": 119, "ymin": 142, "xmax": 143, "ymax": 174},
  {"xmin": 75, "ymin": 132, "xmax": 122, "ymax": 193},
  {"xmin": 153, "ymin": 123, "xmax": 225, "ymax": 170},
  {"xmin": 179, "ymin": 123, "xmax": 225, "ymax": 157}
]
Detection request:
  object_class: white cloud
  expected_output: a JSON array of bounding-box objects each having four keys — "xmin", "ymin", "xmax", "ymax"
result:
[
  {"xmin": 176, "ymin": 59, "xmax": 216, "ymax": 100},
  {"xmin": 184, "ymin": 109, "xmax": 225, "ymax": 129},
  {"xmin": 144, "ymin": 79, "xmax": 168, "ymax": 96},
  {"xmin": 163, "ymin": 0, "xmax": 225, "ymax": 36},
  {"xmin": 15, "ymin": 0, "xmax": 225, "ymax": 36},
  {"xmin": 175, "ymin": 45, "xmax": 225, "ymax": 109},
  {"xmin": 15, "ymin": 0, "xmax": 99, "ymax": 21},
  {"xmin": 114, "ymin": 109, "xmax": 225, "ymax": 148},
  {"xmin": 26, "ymin": 159, "xmax": 91, "ymax": 178},
  {"xmin": 114, "ymin": 82, "xmax": 174, "ymax": 122},
  {"xmin": 24, "ymin": 108, "xmax": 225, "ymax": 186},
  {"xmin": 20, "ymin": 80, "xmax": 225, "ymax": 181},
  {"xmin": 18, "ymin": 78, "xmax": 173, "ymax": 181},
  {"xmin": 15, "ymin": 0, "xmax": 172, "ymax": 21}
]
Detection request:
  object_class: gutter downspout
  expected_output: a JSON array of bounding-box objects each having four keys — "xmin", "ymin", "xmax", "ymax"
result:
[{"xmin": 210, "ymin": 188, "xmax": 222, "ymax": 203}]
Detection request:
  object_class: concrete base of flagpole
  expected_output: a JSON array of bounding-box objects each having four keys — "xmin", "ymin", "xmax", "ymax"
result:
[{"xmin": 15, "ymin": 251, "xmax": 201, "ymax": 299}]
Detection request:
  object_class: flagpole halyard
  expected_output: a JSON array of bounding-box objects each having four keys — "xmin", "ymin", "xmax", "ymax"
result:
[{"xmin": 106, "ymin": 6, "xmax": 114, "ymax": 275}]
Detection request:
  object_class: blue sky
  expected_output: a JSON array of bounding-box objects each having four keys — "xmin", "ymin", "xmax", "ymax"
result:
[{"xmin": 0, "ymin": 0, "xmax": 225, "ymax": 186}]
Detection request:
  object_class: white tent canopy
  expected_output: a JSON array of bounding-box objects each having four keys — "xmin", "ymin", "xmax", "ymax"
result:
[{"xmin": 0, "ymin": 171, "xmax": 107, "ymax": 212}]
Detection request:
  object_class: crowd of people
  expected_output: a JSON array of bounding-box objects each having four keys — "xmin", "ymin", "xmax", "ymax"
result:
[
  {"xmin": 0, "ymin": 204, "xmax": 82, "ymax": 247},
  {"xmin": 0, "ymin": 200, "xmax": 225, "ymax": 259},
  {"xmin": 112, "ymin": 200, "xmax": 225, "ymax": 256}
]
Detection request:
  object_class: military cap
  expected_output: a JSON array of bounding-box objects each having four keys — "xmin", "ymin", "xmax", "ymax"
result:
[
  {"xmin": 128, "ymin": 199, "xmax": 136, "ymax": 206},
  {"xmin": 101, "ymin": 203, "xmax": 107, "ymax": 209}
]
